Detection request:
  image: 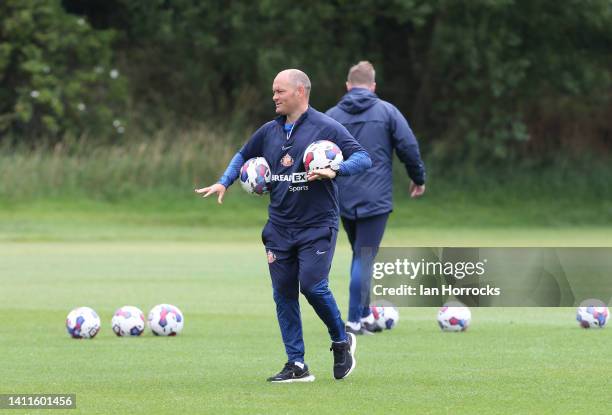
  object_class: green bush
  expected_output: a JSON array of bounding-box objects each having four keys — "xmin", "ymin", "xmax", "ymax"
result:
[
  {"xmin": 2, "ymin": 0, "xmax": 610, "ymax": 163},
  {"xmin": 0, "ymin": 0, "xmax": 127, "ymax": 141},
  {"xmin": 72, "ymin": 0, "xmax": 610, "ymax": 162}
]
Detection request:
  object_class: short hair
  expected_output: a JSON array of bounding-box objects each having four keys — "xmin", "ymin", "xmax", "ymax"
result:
[
  {"xmin": 286, "ymin": 69, "xmax": 311, "ymax": 97},
  {"xmin": 347, "ymin": 61, "xmax": 376, "ymax": 86}
]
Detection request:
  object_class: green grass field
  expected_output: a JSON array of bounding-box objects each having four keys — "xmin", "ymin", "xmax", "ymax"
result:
[{"xmin": 1, "ymin": 222, "xmax": 611, "ymax": 414}]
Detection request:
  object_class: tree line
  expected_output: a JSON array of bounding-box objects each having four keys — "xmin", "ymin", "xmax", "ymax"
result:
[{"xmin": 1, "ymin": 0, "xmax": 610, "ymax": 163}]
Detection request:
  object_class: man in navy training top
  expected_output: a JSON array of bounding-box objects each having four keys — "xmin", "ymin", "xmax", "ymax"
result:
[
  {"xmin": 196, "ymin": 69, "xmax": 372, "ymax": 382},
  {"xmin": 326, "ymin": 61, "xmax": 426, "ymax": 335}
]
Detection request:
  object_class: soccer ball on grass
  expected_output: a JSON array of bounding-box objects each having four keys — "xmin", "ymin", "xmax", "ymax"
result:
[
  {"xmin": 576, "ymin": 306, "xmax": 609, "ymax": 328},
  {"xmin": 66, "ymin": 307, "xmax": 101, "ymax": 339},
  {"xmin": 148, "ymin": 304, "xmax": 184, "ymax": 336},
  {"xmin": 437, "ymin": 305, "xmax": 471, "ymax": 332},
  {"xmin": 370, "ymin": 305, "xmax": 400, "ymax": 330},
  {"xmin": 112, "ymin": 305, "xmax": 146, "ymax": 336}
]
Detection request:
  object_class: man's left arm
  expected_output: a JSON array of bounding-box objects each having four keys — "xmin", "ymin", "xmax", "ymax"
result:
[{"xmin": 389, "ymin": 106, "xmax": 426, "ymax": 197}]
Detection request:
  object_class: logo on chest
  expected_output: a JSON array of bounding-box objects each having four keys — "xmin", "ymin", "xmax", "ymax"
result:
[{"xmin": 280, "ymin": 153, "xmax": 294, "ymax": 167}]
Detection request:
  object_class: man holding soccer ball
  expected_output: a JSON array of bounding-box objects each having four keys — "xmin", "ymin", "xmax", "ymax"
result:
[
  {"xmin": 196, "ymin": 69, "xmax": 371, "ymax": 382},
  {"xmin": 327, "ymin": 61, "xmax": 426, "ymax": 335}
]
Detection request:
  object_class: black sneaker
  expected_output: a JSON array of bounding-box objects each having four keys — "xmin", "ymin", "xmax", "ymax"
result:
[
  {"xmin": 266, "ymin": 362, "xmax": 315, "ymax": 383},
  {"xmin": 330, "ymin": 332, "xmax": 356, "ymax": 380},
  {"xmin": 345, "ymin": 323, "xmax": 374, "ymax": 336},
  {"xmin": 362, "ymin": 321, "xmax": 383, "ymax": 333}
]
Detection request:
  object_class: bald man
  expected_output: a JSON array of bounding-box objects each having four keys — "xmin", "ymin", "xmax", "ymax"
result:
[{"xmin": 196, "ymin": 69, "xmax": 371, "ymax": 382}]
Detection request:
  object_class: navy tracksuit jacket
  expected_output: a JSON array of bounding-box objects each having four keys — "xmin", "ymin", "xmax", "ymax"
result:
[{"xmin": 326, "ymin": 88, "xmax": 425, "ymax": 220}]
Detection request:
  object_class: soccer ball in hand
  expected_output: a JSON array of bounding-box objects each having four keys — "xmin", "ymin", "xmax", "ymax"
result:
[
  {"xmin": 370, "ymin": 305, "xmax": 400, "ymax": 330},
  {"xmin": 112, "ymin": 305, "xmax": 146, "ymax": 336},
  {"xmin": 576, "ymin": 306, "xmax": 609, "ymax": 328},
  {"xmin": 66, "ymin": 307, "xmax": 101, "ymax": 339},
  {"xmin": 240, "ymin": 157, "xmax": 271, "ymax": 195},
  {"xmin": 148, "ymin": 304, "xmax": 184, "ymax": 336},
  {"xmin": 303, "ymin": 140, "xmax": 343, "ymax": 172},
  {"xmin": 437, "ymin": 305, "xmax": 471, "ymax": 332}
]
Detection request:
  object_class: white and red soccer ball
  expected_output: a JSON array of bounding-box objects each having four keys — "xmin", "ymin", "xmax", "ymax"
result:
[
  {"xmin": 370, "ymin": 305, "xmax": 400, "ymax": 330},
  {"xmin": 576, "ymin": 306, "xmax": 609, "ymax": 329},
  {"xmin": 240, "ymin": 157, "xmax": 271, "ymax": 195},
  {"xmin": 303, "ymin": 140, "xmax": 343, "ymax": 172},
  {"xmin": 148, "ymin": 304, "xmax": 184, "ymax": 336},
  {"xmin": 66, "ymin": 307, "xmax": 101, "ymax": 339},
  {"xmin": 437, "ymin": 305, "xmax": 471, "ymax": 332},
  {"xmin": 112, "ymin": 305, "xmax": 146, "ymax": 336}
]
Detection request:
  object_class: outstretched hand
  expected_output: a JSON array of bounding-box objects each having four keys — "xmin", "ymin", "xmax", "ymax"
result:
[
  {"xmin": 195, "ymin": 183, "xmax": 227, "ymax": 204},
  {"xmin": 307, "ymin": 168, "xmax": 337, "ymax": 181},
  {"xmin": 410, "ymin": 182, "xmax": 425, "ymax": 198}
]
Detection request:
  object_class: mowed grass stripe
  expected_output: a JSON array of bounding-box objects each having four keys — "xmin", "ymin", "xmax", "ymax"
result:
[{"xmin": 1, "ymin": 234, "xmax": 611, "ymax": 414}]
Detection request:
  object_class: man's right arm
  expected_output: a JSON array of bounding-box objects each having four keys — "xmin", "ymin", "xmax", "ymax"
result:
[
  {"xmin": 195, "ymin": 124, "xmax": 267, "ymax": 203},
  {"xmin": 218, "ymin": 152, "xmax": 245, "ymax": 188}
]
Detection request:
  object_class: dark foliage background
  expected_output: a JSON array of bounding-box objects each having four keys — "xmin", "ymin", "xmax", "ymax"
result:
[{"xmin": 1, "ymin": 0, "xmax": 610, "ymax": 164}]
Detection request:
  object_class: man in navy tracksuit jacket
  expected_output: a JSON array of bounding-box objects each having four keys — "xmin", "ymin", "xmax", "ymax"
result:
[
  {"xmin": 196, "ymin": 69, "xmax": 371, "ymax": 382},
  {"xmin": 326, "ymin": 61, "xmax": 426, "ymax": 335}
]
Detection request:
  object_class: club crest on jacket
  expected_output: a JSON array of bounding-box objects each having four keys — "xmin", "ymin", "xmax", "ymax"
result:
[{"xmin": 280, "ymin": 153, "xmax": 294, "ymax": 167}]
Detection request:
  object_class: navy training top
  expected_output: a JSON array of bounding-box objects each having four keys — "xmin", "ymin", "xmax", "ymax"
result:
[
  {"xmin": 234, "ymin": 106, "xmax": 370, "ymax": 229},
  {"xmin": 326, "ymin": 88, "xmax": 426, "ymax": 220}
]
